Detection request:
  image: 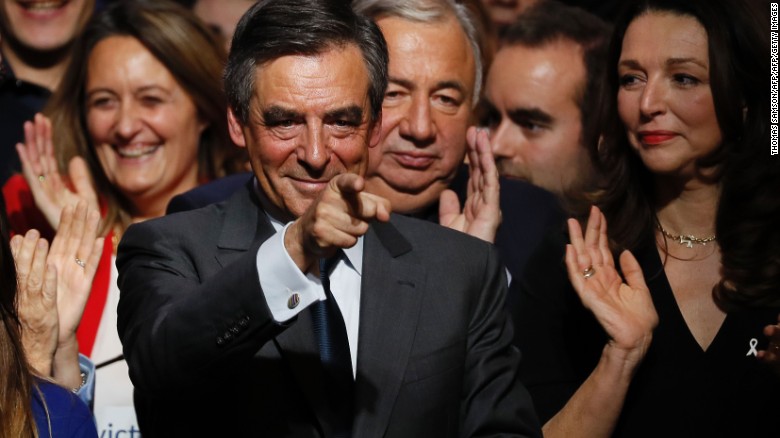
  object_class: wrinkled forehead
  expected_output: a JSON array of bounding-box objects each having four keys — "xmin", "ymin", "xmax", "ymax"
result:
[{"xmin": 250, "ymin": 46, "xmax": 373, "ymax": 118}]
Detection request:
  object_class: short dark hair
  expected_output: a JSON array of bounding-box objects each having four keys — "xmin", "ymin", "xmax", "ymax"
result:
[
  {"xmin": 225, "ymin": 0, "xmax": 389, "ymax": 125},
  {"xmin": 500, "ymin": 0, "xmax": 611, "ymax": 154}
]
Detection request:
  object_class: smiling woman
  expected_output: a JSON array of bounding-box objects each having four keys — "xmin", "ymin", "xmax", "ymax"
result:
[
  {"xmin": 45, "ymin": 0, "xmax": 243, "ymax": 231},
  {"xmin": 1, "ymin": 0, "xmax": 245, "ymax": 435},
  {"xmin": 0, "ymin": 0, "xmax": 93, "ymax": 53},
  {"xmin": 85, "ymin": 35, "xmax": 204, "ymax": 214}
]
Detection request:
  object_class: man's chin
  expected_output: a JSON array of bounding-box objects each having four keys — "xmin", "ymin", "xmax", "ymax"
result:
[{"xmin": 381, "ymin": 176, "xmax": 437, "ymax": 196}]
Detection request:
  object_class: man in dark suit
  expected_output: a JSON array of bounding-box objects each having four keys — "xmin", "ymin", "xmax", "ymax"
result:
[
  {"xmin": 117, "ymin": 0, "xmax": 541, "ymax": 436},
  {"xmin": 351, "ymin": 0, "xmax": 562, "ymax": 281}
]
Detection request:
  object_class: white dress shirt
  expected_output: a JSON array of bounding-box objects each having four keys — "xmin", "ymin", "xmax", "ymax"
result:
[{"xmin": 256, "ymin": 213, "xmax": 363, "ymax": 376}]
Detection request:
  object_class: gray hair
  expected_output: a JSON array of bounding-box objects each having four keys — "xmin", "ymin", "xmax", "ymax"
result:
[{"xmin": 353, "ymin": 0, "xmax": 482, "ymax": 106}]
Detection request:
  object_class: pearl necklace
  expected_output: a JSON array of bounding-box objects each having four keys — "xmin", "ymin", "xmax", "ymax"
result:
[{"xmin": 656, "ymin": 223, "xmax": 716, "ymax": 248}]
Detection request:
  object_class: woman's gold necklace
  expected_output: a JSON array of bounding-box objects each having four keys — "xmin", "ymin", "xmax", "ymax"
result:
[{"xmin": 656, "ymin": 223, "xmax": 716, "ymax": 248}]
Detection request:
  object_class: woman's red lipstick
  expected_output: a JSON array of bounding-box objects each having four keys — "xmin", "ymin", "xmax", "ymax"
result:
[{"xmin": 638, "ymin": 131, "xmax": 677, "ymax": 145}]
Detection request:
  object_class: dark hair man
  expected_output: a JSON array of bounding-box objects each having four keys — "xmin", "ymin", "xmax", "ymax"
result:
[
  {"xmin": 483, "ymin": 0, "xmax": 610, "ymax": 200},
  {"xmin": 117, "ymin": 0, "xmax": 541, "ymax": 436}
]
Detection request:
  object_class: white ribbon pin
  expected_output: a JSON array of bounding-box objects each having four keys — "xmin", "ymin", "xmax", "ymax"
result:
[{"xmin": 746, "ymin": 338, "xmax": 758, "ymax": 357}]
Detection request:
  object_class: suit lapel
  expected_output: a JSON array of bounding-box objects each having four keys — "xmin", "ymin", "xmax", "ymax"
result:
[
  {"xmin": 353, "ymin": 219, "xmax": 425, "ymax": 436},
  {"xmin": 213, "ymin": 183, "xmax": 336, "ymax": 433},
  {"xmin": 214, "ymin": 181, "xmax": 275, "ymax": 268}
]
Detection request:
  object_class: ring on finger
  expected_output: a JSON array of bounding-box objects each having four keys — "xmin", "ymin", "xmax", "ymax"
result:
[
  {"xmin": 38, "ymin": 174, "xmax": 46, "ymax": 182},
  {"xmin": 75, "ymin": 257, "xmax": 86, "ymax": 268},
  {"xmin": 582, "ymin": 265, "xmax": 596, "ymax": 279}
]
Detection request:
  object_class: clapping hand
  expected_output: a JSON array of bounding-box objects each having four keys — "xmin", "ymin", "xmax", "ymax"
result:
[
  {"xmin": 46, "ymin": 202, "xmax": 103, "ymax": 343},
  {"xmin": 565, "ymin": 206, "xmax": 658, "ymax": 365},
  {"xmin": 758, "ymin": 313, "xmax": 780, "ymax": 376},
  {"xmin": 439, "ymin": 126, "xmax": 502, "ymax": 243},
  {"xmin": 16, "ymin": 113, "xmax": 99, "ymax": 229},
  {"xmin": 11, "ymin": 229, "xmax": 58, "ymax": 376},
  {"xmin": 13, "ymin": 201, "xmax": 103, "ymax": 388},
  {"xmin": 48, "ymin": 201, "xmax": 103, "ymax": 388}
]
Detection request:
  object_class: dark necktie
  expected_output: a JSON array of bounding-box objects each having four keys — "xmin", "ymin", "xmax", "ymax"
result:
[{"xmin": 311, "ymin": 256, "xmax": 354, "ymax": 437}]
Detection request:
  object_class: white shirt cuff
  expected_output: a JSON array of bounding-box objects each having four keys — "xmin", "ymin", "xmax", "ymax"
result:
[{"xmin": 256, "ymin": 222, "xmax": 325, "ymax": 323}]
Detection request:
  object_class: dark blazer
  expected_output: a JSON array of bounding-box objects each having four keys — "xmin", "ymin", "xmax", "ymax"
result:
[
  {"xmin": 165, "ymin": 171, "xmax": 564, "ymax": 281},
  {"xmin": 117, "ymin": 183, "xmax": 541, "ymax": 437},
  {"xmin": 165, "ymin": 172, "xmax": 252, "ymax": 215}
]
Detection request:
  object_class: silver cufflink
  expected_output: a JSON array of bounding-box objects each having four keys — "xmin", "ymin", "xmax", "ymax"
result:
[{"xmin": 287, "ymin": 293, "xmax": 300, "ymax": 309}]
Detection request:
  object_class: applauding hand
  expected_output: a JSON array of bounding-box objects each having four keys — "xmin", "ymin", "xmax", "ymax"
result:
[
  {"xmin": 16, "ymin": 113, "xmax": 99, "ymax": 229},
  {"xmin": 439, "ymin": 126, "xmax": 502, "ymax": 243},
  {"xmin": 758, "ymin": 313, "xmax": 780, "ymax": 376},
  {"xmin": 12, "ymin": 201, "xmax": 103, "ymax": 388},
  {"xmin": 565, "ymin": 206, "xmax": 658, "ymax": 366},
  {"xmin": 11, "ymin": 229, "xmax": 58, "ymax": 376}
]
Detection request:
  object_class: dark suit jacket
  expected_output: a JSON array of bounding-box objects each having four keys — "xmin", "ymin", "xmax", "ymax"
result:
[
  {"xmin": 117, "ymin": 183, "xmax": 541, "ymax": 437},
  {"xmin": 165, "ymin": 171, "xmax": 564, "ymax": 282},
  {"xmin": 166, "ymin": 172, "xmax": 252, "ymax": 215}
]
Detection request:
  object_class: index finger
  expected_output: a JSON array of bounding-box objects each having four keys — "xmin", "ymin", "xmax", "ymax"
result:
[
  {"xmin": 333, "ymin": 173, "xmax": 391, "ymax": 222},
  {"xmin": 333, "ymin": 173, "xmax": 365, "ymax": 195}
]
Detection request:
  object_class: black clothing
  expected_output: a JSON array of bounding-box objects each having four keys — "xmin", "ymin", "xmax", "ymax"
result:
[
  {"xmin": 514, "ymin": 231, "xmax": 780, "ymax": 437},
  {"xmin": 0, "ymin": 54, "xmax": 51, "ymax": 185}
]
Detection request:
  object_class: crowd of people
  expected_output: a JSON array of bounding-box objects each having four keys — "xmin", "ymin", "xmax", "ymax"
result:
[{"xmin": 0, "ymin": 0, "xmax": 776, "ymax": 436}]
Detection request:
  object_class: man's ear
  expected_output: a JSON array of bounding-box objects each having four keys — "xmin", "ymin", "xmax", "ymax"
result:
[
  {"xmin": 227, "ymin": 107, "xmax": 247, "ymax": 148},
  {"xmin": 368, "ymin": 112, "xmax": 382, "ymax": 148}
]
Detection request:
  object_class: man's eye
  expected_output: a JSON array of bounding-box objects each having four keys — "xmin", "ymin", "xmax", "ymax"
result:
[
  {"xmin": 521, "ymin": 121, "xmax": 543, "ymax": 132},
  {"xmin": 269, "ymin": 119, "xmax": 294, "ymax": 128},
  {"xmin": 511, "ymin": 117, "xmax": 546, "ymax": 134},
  {"xmin": 434, "ymin": 94, "xmax": 460, "ymax": 107}
]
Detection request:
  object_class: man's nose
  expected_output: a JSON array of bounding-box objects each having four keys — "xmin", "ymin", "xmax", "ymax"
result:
[
  {"xmin": 490, "ymin": 120, "xmax": 513, "ymax": 159},
  {"xmin": 398, "ymin": 95, "xmax": 436, "ymax": 145},
  {"xmin": 297, "ymin": 124, "xmax": 330, "ymax": 170}
]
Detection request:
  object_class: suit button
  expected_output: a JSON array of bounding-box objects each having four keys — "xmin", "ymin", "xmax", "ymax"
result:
[{"xmin": 287, "ymin": 293, "xmax": 300, "ymax": 309}]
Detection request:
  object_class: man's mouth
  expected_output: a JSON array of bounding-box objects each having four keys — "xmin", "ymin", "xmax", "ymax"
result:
[{"xmin": 391, "ymin": 152, "xmax": 435, "ymax": 169}]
